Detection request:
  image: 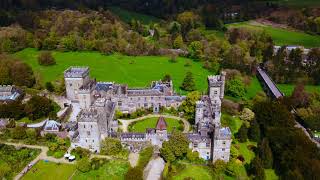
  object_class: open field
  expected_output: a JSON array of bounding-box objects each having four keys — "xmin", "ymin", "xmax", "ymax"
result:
[
  {"xmin": 108, "ymin": 6, "xmax": 160, "ymax": 24},
  {"xmin": 14, "ymin": 48, "xmax": 212, "ymax": 93},
  {"xmin": 277, "ymin": 84, "xmax": 320, "ymax": 96},
  {"xmin": 22, "ymin": 161, "xmax": 76, "ymax": 180},
  {"xmin": 227, "ymin": 21, "xmax": 320, "ymax": 48},
  {"xmin": 73, "ymin": 160, "xmax": 129, "ymax": 180},
  {"xmin": 22, "ymin": 159, "xmax": 129, "ymax": 180},
  {"xmin": 128, "ymin": 117, "xmax": 183, "ymax": 133},
  {"xmin": 172, "ymin": 163, "xmax": 212, "ymax": 180}
]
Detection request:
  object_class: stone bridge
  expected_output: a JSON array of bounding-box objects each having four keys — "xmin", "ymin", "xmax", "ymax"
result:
[{"xmin": 256, "ymin": 66, "xmax": 284, "ymax": 99}]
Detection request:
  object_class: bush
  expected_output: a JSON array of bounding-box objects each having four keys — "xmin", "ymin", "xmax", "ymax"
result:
[
  {"xmin": 76, "ymin": 158, "xmax": 91, "ymax": 172},
  {"xmin": 137, "ymin": 146, "xmax": 153, "ymax": 168},
  {"xmin": 11, "ymin": 126, "xmax": 27, "ymax": 139},
  {"xmin": 38, "ymin": 51, "xmax": 56, "ymax": 66},
  {"xmin": 45, "ymin": 82, "xmax": 55, "ymax": 92},
  {"xmin": 100, "ymin": 138, "xmax": 123, "ymax": 155},
  {"xmin": 125, "ymin": 167, "xmax": 143, "ymax": 180},
  {"xmin": 71, "ymin": 147, "xmax": 91, "ymax": 159}
]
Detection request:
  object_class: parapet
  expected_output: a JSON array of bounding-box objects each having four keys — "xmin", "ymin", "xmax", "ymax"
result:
[
  {"xmin": 64, "ymin": 67, "xmax": 89, "ymax": 78},
  {"xmin": 215, "ymin": 127, "xmax": 232, "ymax": 140},
  {"xmin": 208, "ymin": 71, "xmax": 226, "ymax": 87}
]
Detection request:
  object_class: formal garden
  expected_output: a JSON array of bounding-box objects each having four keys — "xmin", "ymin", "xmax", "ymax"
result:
[{"xmin": 128, "ymin": 117, "xmax": 184, "ymax": 133}]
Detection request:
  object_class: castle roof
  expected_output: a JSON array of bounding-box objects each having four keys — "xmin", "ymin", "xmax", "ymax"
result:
[
  {"xmin": 156, "ymin": 117, "xmax": 167, "ymax": 130},
  {"xmin": 64, "ymin": 67, "xmax": 89, "ymax": 78}
]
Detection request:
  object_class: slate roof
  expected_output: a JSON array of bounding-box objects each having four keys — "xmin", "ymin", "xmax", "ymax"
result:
[
  {"xmin": 156, "ymin": 117, "xmax": 167, "ymax": 130},
  {"xmin": 257, "ymin": 67, "xmax": 283, "ymax": 98}
]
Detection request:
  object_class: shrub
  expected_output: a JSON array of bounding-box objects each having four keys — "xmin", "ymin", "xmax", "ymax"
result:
[
  {"xmin": 137, "ymin": 146, "xmax": 153, "ymax": 168},
  {"xmin": 125, "ymin": 167, "xmax": 143, "ymax": 180},
  {"xmin": 71, "ymin": 147, "xmax": 91, "ymax": 159},
  {"xmin": 11, "ymin": 126, "xmax": 27, "ymax": 139},
  {"xmin": 38, "ymin": 51, "xmax": 56, "ymax": 66},
  {"xmin": 76, "ymin": 158, "xmax": 91, "ymax": 172},
  {"xmin": 45, "ymin": 82, "xmax": 55, "ymax": 92},
  {"xmin": 100, "ymin": 138, "xmax": 123, "ymax": 155}
]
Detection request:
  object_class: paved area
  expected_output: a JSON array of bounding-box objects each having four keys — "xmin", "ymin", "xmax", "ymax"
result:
[
  {"xmin": 143, "ymin": 157, "xmax": 165, "ymax": 180},
  {"xmin": 69, "ymin": 102, "xmax": 81, "ymax": 122},
  {"xmin": 119, "ymin": 114, "xmax": 191, "ymax": 133},
  {"xmin": 128, "ymin": 152, "xmax": 139, "ymax": 167}
]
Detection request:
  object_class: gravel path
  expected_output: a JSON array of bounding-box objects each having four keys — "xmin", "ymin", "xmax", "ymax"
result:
[
  {"xmin": 118, "ymin": 114, "xmax": 191, "ymax": 133},
  {"xmin": 143, "ymin": 157, "xmax": 165, "ymax": 180}
]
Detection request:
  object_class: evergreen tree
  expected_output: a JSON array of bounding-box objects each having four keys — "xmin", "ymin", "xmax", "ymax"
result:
[
  {"xmin": 162, "ymin": 74, "xmax": 172, "ymax": 82},
  {"xmin": 236, "ymin": 124, "xmax": 248, "ymax": 142},
  {"xmin": 45, "ymin": 82, "xmax": 55, "ymax": 92},
  {"xmin": 259, "ymin": 138, "xmax": 273, "ymax": 169},
  {"xmin": 250, "ymin": 156, "xmax": 265, "ymax": 180},
  {"xmin": 180, "ymin": 71, "xmax": 196, "ymax": 91},
  {"xmin": 248, "ymin": 119, "xmax": 261, "ymax": 142}
]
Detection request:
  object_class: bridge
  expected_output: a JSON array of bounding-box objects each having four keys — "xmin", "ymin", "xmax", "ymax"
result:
[{"xmin": 256, "ymin": 66, "xmax": 284, "ymax": 99}]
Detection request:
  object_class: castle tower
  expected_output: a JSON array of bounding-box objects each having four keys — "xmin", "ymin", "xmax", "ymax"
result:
[
  {"xmin": 208, "ymin": 71, "xmax": 226, "ymax": 101},
  {"xmin": 64, "ymin": 67, "xmax": 90, "ymax": 102},
  {"xmin": 77, "ymin": 108, "xmax": 101, "ymax": 152},
  {"xmin": 195, "ymin": 101, "xmax": 204, "ymax": 125},
  {"xmin": 212, "ymin": 126, "xmax": 232, "ymax": 162}
]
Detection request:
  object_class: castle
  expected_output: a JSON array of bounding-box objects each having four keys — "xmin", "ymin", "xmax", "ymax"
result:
[{"xmin": 65, "ymin": 67, "xmax": 231, "ymax": 162}]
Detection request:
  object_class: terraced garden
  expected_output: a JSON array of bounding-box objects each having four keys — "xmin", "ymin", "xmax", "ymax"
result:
[{"xmin": 128, "ymin": 117, "xmax": 184, "ymax": 133}]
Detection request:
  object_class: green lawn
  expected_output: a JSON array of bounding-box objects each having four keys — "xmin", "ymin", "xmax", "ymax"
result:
[
  {"xmin": 108, "ymin": 6, "xmax": 160, "ymax": 24},
  {"xmin": 73, "ymin": 160, "xmax": 129, "ymax": 180},
  {"xmin": 14, "ymin": 48, "xmax": 212, "ymax": 94},
  {"xmin": 227, "ymin": 21, "xmax": 320, "ymax": 48},
  {"xmin": 128, "ymin": 117, "xmax": 183, "ymax": 133},
  {"xmin": 172, "ymin": 164, "xmax": 212, "ymax": 180},
  {"xmin": 265, "ymin": 169, "xmax": 279, "ymax": 180},
  {"xmin": 245, "ymin": 76, "xmax": 264, "ymax": 100},
  {"xmin": 277, "ymin": 84, "xmax": 320, "ymax": 96},
  {"xmin": 22, "ymin": 161, "xmax": 76, "ymax": 180}
]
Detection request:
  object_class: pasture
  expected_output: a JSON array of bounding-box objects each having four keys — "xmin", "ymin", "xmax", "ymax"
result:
[
  {"xmin": 14, "ymin": 48, "xmax": 212, "ymax": 93},
  {"xmin": 227, "ymin": 21, "xmax": 320, "ymax": 48}
]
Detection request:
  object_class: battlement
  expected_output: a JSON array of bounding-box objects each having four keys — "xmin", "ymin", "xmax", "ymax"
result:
[
  {"xmin": 215, "ymin": 127, "xmax": 231, "ymax": 140},
  {"xmin": 208, "ymin": 71, "xmax": 226, "ymax": 87},
  {"xmin": 64, "ymin": 67, "xmax": 89, "ymax": 78},
  {"xmin": 78, "ymin": 108, "xmax": 99, "ymax": 121},
  {"xmin": 0, "ymin": 85, "xmax": 14, "ymax": 92}
]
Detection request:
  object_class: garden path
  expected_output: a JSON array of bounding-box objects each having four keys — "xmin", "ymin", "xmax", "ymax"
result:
[
  {"xmin": 143, "ymin": 157, "xmax": 165, "ymax": 180},
  {"xmin": 128, "ymin": 152, "xmax": 139, "ymax": 167},
  {"xmin": 1, "ymin": 142, "xmax": 74, "ymax": 180},
  {"xmin": 118, "ymin": 114, "xmax": 191, "ymax": 133}
]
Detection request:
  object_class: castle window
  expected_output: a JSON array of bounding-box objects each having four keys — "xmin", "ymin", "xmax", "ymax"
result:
[
  {"xmin": 144, "ymin": 97, "xmax": 147, "ymax": 101},
  {"xmin": 144, "ymin": 103, "xmax": 148, "ymax": 107},
  {"xmin": 193, "ymin": 143, "xmax": 198, "ymax": 148},
  {"xmin": 84, "ymin": 125, "xmax": 86, "ymax": 129},
  {"xmin": 87, "ymin": 131, "xmax": 90, "ymax": 135},
  {"xmin": 222, "ymin": 148, "xmax": 225, "ymax": 151},
  {"xmin": 206, "ymin": 142, "xmax": 210, "ymax": 147},
  {"xmin": 91, "ymin": 125, "xmax": 93, "ymax": 128},
  {"xmin": 138, "ymin": 97, "xmax": 140, "ymax": 100},
  {"xmin": 118, "ymin": 101, "xmax": 122, "ymax": 106},
  {"xmin": 70, "ymin": 83, "xmax": 72, "ymax": 87},
  {"xmin": 85, "ymin": 139, "xmax": 87, "ymax": 142},
  {"xmin": 92, "ymin": 140, "xmax": 94, "ymax": 142},
  {"xmin": 151, "ymin": 97, "xmax": 154, "ymax": 100},
  {"xmin": 223, "ymin": 141, "xmax": 226, "ymax": 145},
  {"xmin": 214, "ymin": 90, "xmax": 217, "ymax": 95}
]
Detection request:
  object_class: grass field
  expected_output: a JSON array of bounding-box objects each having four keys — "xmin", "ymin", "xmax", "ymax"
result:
[
  {"xmin": 108, "ymin": 6, "xmax": 160, "ymax": 24},
  {"xmin": 14, "ymin": 48, "xmax": 212, "ymax": 93},
  {"xmin": 73, "ymin": 160, "xmax": 129, "ymax": 180},
  {"xmin": 22, "ymin": 161, "xmax": 76, "ymax": 180},
  {"xmin": 128, "ymin": 117, "xmax": 183, "ymax": 133},
  {"xmin": 172, "ymin": 163, "xmax": 212, "ymax": 180},
  {"xmin": 277, "ymin": 84, "xmax": 320, "ymax": 96},
  {"xmin": 227, "ymin": 21, "xmax": 320, "ymax": 48}
]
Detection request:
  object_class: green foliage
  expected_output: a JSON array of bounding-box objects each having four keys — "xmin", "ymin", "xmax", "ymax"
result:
[
  {"xmin": 160, "ymin": 131, "xmax": 189, "ymax": 162},
  {"xmin": 125, "ymin": 167, "xmax": 143, "ymax": 180},
  {"xmin": 236, "ymin": 124, "xmax": 248, "ymax": 143},
  {"xmin": 100, "ymin": 138, "xmax": 123, "ymax": 156},
  {"xmin": 210, "ymin": 160, "xmax": 227, "ymax": 175},
  {"xmin": 186, "ymin": 150, "xmax": 200, "ymax": 162},
  {"xmin": 179, "ymin": 91, "xmax": 200, "ymax": 123},
  {"xmin": 162, "ymin": 74, "xmax": 172, "ymax": 82},
  {"xmin": 0, "ymin": 162, "xmax": 11, "ymax": 179},
  {"xmin": 248, "ymin": 119, "xmax": 261, "ymax": 142},
  {"xmin": 137, "ymin": 146, "xmax": 153, "ymax": 168},
  {"xmin": 188, "ymin": 41, "xmax": 203, "ymax": 60},
  {"xmin": 258, "ymin": 138, "xmax": 273, "ymax": 169},
  {"xmin": 24, "ymin": 95, "xmax": 55, "ymax": 120},
  {"xmin": 180, "ymin": 72, "xmax": 196, "ymax": 91},
  {"xmin": 226, "ymin": 76, "xmax": 245, "ymax": 98},
  {"xmin": 71, "ymin": 147, "xmax": 91, "ymax": 160},
  {"xmin": 76, "ymin": 158, "xmax": 91, "ymax": 173},
  {"xmin": 173, "ymin": 35, "xmax": 184, "ymax": 49},
  {"xmin": 38, "ymin": 51, "xmax": 56, "ymax": 66},
  {"xmin": 45, "ymin": 82, "xmax": 55, "ymax": 92},
  {"xmin": 11, "ymin": 126, "xmax": 27, "ymax": 139},
  {"xmin": 250, "ymin": 156, "xmax": 265, "ymax": 180}
]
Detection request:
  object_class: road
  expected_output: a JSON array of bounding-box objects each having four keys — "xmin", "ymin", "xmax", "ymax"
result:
[
  {"xmin": 118, "ymin": 114, "xmax": 191, "ymax": 133},
  {"xmin": 143, "ymin": 157, "xmax": 165, "ymax": 180}
]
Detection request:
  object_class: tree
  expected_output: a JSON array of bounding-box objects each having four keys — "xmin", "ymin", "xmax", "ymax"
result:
[
  {"xmin": 173, "ymin": 35, "xmax": 184, "ymax": 49},
  {"xmin": 177, "ymin": 11, "xmax": 201, "ymax": 37},
  {"xmin": 186, "ymin": 150, "xmax": 199, "ymax": 162},
  {"xmin": 125, "ymin": 167, "xmax": 143, "ymax": 180},
  {"xmin": 24, "ymin": 95, "xmax": 55, "ymax": 120},
  {"xmin": 180, "ymin": 72, "xmax": 196, "ymax": 91},
  {"xmin": 76, "ymin": 158, "xmax": 91, "ymax": 172},
  {"xmin": 11, "ymin": 126, "xmax": 27, "ymax": 139},
  {"xmin": 162, "ymin": 74, "xmax": 172, "ymax": 82},
  {"xmin": 160, "ymin": 131, "xmax": 189, "ymax": 162},
  {"xmin": 291, "ymin": 83, "xmax": 309, "ymax": 108},
  {"xmin": 179, "ymin": 91, "xmax": 200, "ymax": 123},
  {"xmin": 258, "ymin": 138, "xmax": 273, "ymax": 169},
  {"xmin": 0, "ymin": 162, "xmax": 11, "ymax": 179},
  {"xmin": 240, "ymin": 108, "xmax": 255, "ymax": 127},
  {"xmin": 100, "ymin": 138, "xmax": 123, "ymax": 155},
  {"xmin": 248, "ymin": 119, "xmax": 261, "ymax": 142},
  {"xmin": 38, "ymin": 51, "xmax": 56, "ymax": 66},
  {"xmin": 188, "ymin": 41, "xmax": 203, "ymax": 60},
  {"xmin": 236, "ymin": 124, "xmax": 248, "ymax": 142},
  {"xmin": 226, "ymin": 76, "xmax": 245, "ymax": 98},
  {"xmin": 250, "ymin": 156, "xmax": 265, "ymax": 180},
  {"xmin": 45, "ymin": 82, "xmax": 55, "ymax": 92}
]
